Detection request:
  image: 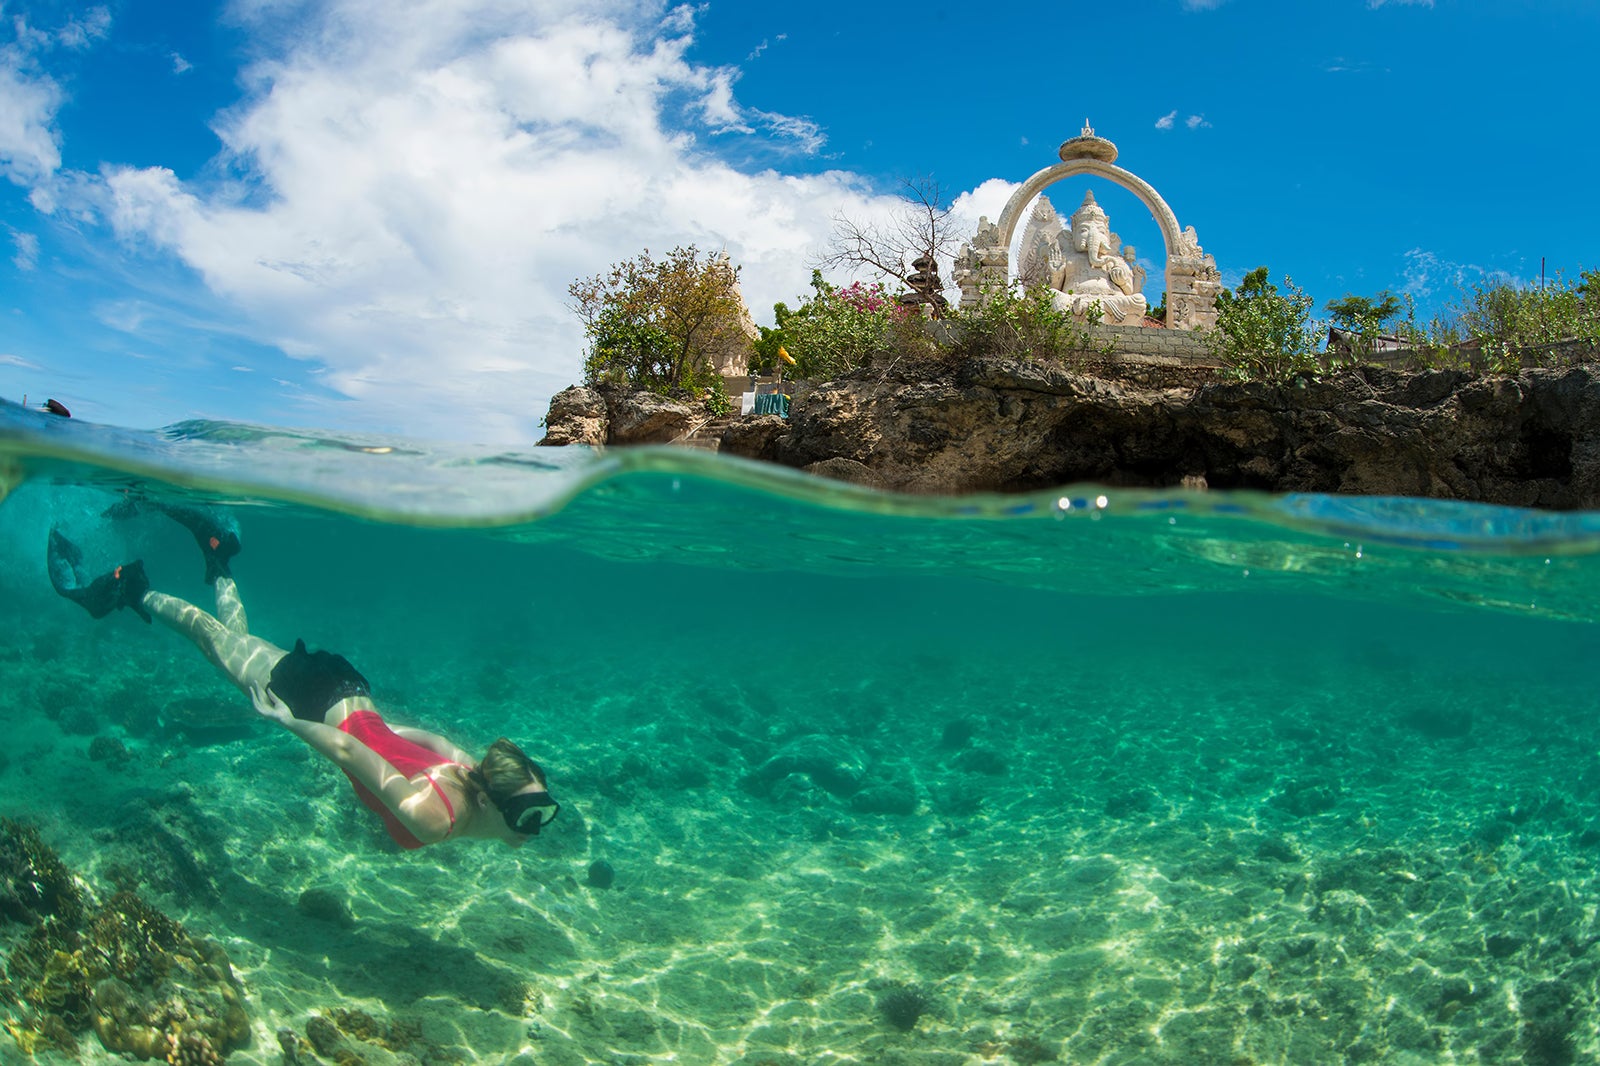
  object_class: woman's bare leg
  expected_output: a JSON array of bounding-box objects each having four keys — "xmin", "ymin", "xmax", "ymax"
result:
[
  {"xmin": 142, "ymin": 578, "xmax": 283, "ymax": 694},
  {"xmin": 213, "ymin": 574, "xmax": 249, "ymax": 636}
]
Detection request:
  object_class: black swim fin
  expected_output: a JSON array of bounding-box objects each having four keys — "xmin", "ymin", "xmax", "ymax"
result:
[
  {"xmin": 102, "ymin": 496, "xmax": 242, "ymax": 583},
  {"xmin": 47, "ymin": 529, "xmax": 152, "ymax": 622},
  {"xmin": 164, "ymin": 504, "xmax": 242, "ymax": 583}
]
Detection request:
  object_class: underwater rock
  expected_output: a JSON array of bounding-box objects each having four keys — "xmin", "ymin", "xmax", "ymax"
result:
[
  {"xmin": 938, "ymin": 718, "xmax": 977, "ymax": 750},
  {"xmin": 586, "ymin": 860, "xmax": 616, "ymax": 889},
  {"xmin": 850, "ymin": 782, "xmax": 918, "ymax": 816},
  {"xmin": 96, "ymin": 796, "xmax": 225, "ymax": 904},
  {"xmin": 5, "ymin": 888, "xmax": 249, "ymax": 1061},
  {"xmin": 955, "ymin": 746, "xmax": 1007, "ymax": 776},
  {"xmin": 742, "ymin": 735, "xmax": 868, "ymax": 799},
  {"xmin": 88, "ymin": 734, "xmax": 131, "ymax": 764},
  {"xmin": 159, "ymin": 695, "xmax": 261, "ymax": 744},
  {"xmin": 58, "ymin": 704, "xmax": 100, "ymax": 736},
  {"xmin": 1520, "ymin": 978, "xmax": 1581, "ymax": 1066},
  {"xmin": 303, "ymin": 1008, "xmax": 431, "ymax": 1065},
  {"xmin": 86, "ymin": 893, "xmax": 250, "ymax": 1060},
  {"xmin": 876, "ymin": 982, "xmax": 936, "ymax": 1032},
  {"xmin": 1403, "ymin": 704, "xmax": 1473, "ymax": 739},
  {"xmin": 0, "ymin": 818, "xmax": 85, "ymax": 927},
  {"xmin": 1104, "ymin": 787, "xmax": 1160, "ymax": 818},
  {"xmin": 1268, "ymin": 778, "xmax": 1342, "ymax": 817},
  {"xmin": 298, "ymin": 885, "xmax": 355, "ymax": 927},
  {"xmin": 163, "ymin": 1030, "xmax": 223, "ymax": 1066}
]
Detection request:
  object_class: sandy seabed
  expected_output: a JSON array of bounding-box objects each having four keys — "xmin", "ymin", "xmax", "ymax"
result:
[{"xmin": 3, "ymin": 613, "xmax": 1600, "ymax": 1066}]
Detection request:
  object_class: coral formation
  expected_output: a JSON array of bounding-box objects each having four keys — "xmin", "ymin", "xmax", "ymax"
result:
[
  {"xmin": 1, "ymin": 824, "xmax": 248, "ymax": 1062},
  {"xmin": 0, "ymin": 818, "xmax": 85, "ymax": 927},
  {"xmin": 165, "ymin": 1029, "xmax": 222, "ymax": 1065}
]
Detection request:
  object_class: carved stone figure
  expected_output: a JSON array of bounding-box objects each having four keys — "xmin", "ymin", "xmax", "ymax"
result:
[
  {"xmin": 1046, "ymin": 191, "xmax": 1148, "ymax": 324},
  {"xmin": 953, "ymin": 215, "xmax": 1009, "ymax": 310}
]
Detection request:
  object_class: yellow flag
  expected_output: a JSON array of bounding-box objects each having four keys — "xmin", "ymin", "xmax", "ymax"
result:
[{"xmin": 778, "ymin": 346, "xmax": 796, "ymax": 366}]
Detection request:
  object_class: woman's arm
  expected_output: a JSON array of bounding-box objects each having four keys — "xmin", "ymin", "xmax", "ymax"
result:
[{"xmin": 250, "ymin": 687, "xmax": 453, "ymax": 842}]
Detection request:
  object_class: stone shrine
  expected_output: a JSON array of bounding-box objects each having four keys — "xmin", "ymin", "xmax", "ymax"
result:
[{"xmin": 953, "ymin": 123, "xmax": 1222, "ymax": 330}]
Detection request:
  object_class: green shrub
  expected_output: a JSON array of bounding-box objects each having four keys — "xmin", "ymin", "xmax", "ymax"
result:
[
  {"xmin": 1210, "ymin": 267, "xmax": 1319, "ymax": 381},
  {"xmin": 949, "ymin": 282, "xmax": 1106, "ymax": 361},
  {"xmin": 768, "ymin": 271, "xmax": 929, "ymax": 378}
]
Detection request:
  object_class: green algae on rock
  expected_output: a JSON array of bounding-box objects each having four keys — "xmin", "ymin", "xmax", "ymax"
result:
[{"xmin": 1, "ymin": 824, "xmax": 248, "ymax": 1062}]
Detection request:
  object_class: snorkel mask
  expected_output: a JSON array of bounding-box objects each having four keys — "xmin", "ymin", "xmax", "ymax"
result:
[{"xmin": 499, "ymin": 790, "xmax": 560, "ymax": 835}]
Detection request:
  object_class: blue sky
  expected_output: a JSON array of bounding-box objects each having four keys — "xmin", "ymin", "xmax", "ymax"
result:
[{"xmin": 3, "ymin": 0, "xmax": 1597, "ymax": 441}]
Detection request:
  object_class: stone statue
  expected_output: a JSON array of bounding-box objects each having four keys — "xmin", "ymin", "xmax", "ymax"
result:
[{"xmin": 1046, "ymin": 191, "xmax": 1148, "ymax": 324}]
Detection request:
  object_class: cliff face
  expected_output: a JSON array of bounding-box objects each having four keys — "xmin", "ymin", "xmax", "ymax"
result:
[{"xmin": 540, "ymin": 361, "xmax": 1600, "ymax": 509}]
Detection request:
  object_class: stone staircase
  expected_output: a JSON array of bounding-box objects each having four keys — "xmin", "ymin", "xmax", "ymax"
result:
[{"xmin": 673, "ymin": 416, "xmax": 740, "ymax": 451}]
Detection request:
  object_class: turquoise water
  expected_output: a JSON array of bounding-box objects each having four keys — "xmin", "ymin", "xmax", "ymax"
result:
[{"xmin": 3, "ymin": 401, "xmax": 1600, "ymax": 1065}]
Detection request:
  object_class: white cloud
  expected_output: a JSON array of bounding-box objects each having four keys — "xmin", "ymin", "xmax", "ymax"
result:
[
  {"xmin": 87, "ymin": 1, "xmax": 908, "ymax": 440},
  {"xmin": 171, "ymin": 52, "xmax": 193, "ymax": 74},
  {"xmin": 0, "ymin": 353, "xmax": 44, "ymax": 369},
  {"xmin": 1368, "ymin": 0, "xmax": 1433, "ymax": 7},
  {"xmin": 1180, "ymin": 0, "xmax": 1229, "ymax": 9},
  {"xmin": 1156, "ymin": 110, "xmax": 1208, "ymax": 132},
  {"xmin": 53, "ymin": 7, "xmax": 111, "ymax": 50},
  {"xmin": 10, "ymin": 229, "xmax": 39, "ymax": 270},
  {"xmin": 1400, "ymin": 248, "xmax": 1519, "ymax": 299},
  {"xmin": 0, "ymin": 48, "xmax": 64, "ymax": 191}
]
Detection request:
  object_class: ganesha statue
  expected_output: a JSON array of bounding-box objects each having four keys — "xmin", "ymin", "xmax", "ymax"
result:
[{"xmin": 1045, "ymin": 190, "xmax": 1148, "ymax": 324}]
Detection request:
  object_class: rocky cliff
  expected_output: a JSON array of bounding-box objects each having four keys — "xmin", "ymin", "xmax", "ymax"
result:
[{"xmin": 539, "ymin": 360, "xmax": 1600, "ymax": 509}]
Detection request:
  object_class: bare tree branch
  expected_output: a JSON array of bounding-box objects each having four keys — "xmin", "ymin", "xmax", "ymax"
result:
[{"xmin": 816, "ymin": 177, "xmax": 963, "ymax": 317}]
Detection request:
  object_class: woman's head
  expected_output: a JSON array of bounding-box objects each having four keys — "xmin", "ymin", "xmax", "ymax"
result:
[{"xmin": 472, "ymin": 738, "xmax": 559, "ymax": 836}]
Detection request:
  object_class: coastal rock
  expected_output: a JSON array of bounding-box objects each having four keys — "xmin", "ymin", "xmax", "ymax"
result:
[
  {"xmin": 539, "ymin": 361, "xmax": 1600, "ymax": 508},
  {"xmin": 606, "ymin": 390, "xmax": 697, "ymax": 444},
  {"xmin": 718, "ymin": 414, "xmax": 786, "ymax": 461},
  {"xmin": 538, "ymin": 386, "xmax": 607, "ymax": 446}
]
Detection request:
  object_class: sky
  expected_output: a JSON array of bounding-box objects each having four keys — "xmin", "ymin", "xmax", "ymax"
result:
[{"xmin": 2, "ymin": 0, "xmax": 1597, "ymax": 442}]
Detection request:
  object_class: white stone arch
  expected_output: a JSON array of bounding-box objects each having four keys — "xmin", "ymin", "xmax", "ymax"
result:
[{"xmin": 954, "ymin": 128, "xmax": 1220, "ymax": 329}]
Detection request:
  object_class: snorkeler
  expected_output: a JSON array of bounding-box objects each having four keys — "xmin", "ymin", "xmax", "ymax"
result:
[{"xmin": 46, "ymin": 508, "xmax": 559, "ymax": 851}]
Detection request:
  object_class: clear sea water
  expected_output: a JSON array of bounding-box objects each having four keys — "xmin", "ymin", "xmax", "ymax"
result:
[{"xmin": 3, "ymin": 401, "xmax": 1600, "ymax": 1065}]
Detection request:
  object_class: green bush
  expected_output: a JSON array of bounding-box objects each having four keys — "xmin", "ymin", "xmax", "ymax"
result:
[
  {"xmin": 1457, "ymin": 270, "xmax": 1600, "ymax": 371},
  {"xmin": 949, "ymin": 282, "xmax": 1105, "ymax": 361},
  {"xmin": 1210, "ymin": 267, "xmax": 1319, "ymax": 381},
  {"xmin": 767, "ymin": 271, "xmax": 929, "ymax": 378}
]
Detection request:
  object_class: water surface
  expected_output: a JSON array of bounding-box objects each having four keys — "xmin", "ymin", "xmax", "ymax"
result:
[{"xmin": 2, "ymin": 401, "xmax": 1598, "ymax": 1065}]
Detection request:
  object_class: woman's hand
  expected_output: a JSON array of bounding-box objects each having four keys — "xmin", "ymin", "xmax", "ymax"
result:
[{"xmin": 250, "ymin": 683, "xmax": 294, "ymax": 725}]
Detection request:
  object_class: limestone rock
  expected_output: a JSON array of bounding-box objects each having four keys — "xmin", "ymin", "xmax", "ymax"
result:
[
  {"xmin": 538, "ymin": 386, "xmax": 607, "ymax": 447},
  {"xmin": 607, "ymin": 390, "xmax": 697, "ymax": 444},
  {"xmin": 775, "ymin": 361, "xmax": 1600, "ymax": 507},
  {"xmin": 718, "ymin": 414, "xmax": 787, "ymax": 462},
  {"xmin": 540, "ymin": 360, "xmax": 1600, "ymax": 509}
]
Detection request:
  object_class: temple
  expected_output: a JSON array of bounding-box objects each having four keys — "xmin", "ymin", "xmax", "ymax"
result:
[{"xmin": 952, "ymin": 123, "xmax": 1222, "ymax": 330}]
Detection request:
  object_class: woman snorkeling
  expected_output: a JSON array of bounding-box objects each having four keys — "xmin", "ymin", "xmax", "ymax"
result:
[{"xmin": 46, "ymin": 506, "xmax": 558, "ymax": 850}]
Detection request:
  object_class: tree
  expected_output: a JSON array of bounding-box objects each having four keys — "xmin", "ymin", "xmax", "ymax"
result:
[
  {"xmin": 1210, "ymin": 267, "xmax": 1319, "ymax": 381},
  {"xmin": 761, "ymin": 270, "xmax": 921, "ymax": 379},
  {"xmin": 1324, "ymin": 291, "xmax": 1403, "ymax": 357},
  {"xmin": 568, "ymin": 246, "xmax": 750, "ymax": 397},
  {"xmin": 817, "ymin": 178, "xmax": 962, "ymax": 319}
]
